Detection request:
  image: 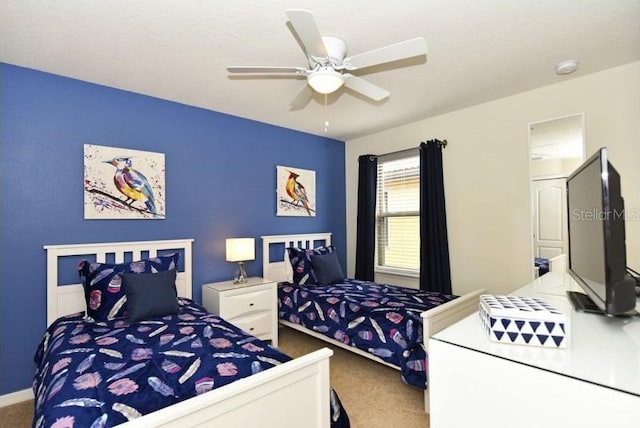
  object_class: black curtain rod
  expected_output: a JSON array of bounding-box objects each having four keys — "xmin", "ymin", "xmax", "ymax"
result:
[
  {"xmin": 422, "ymin": 139, "xmax": 448, "ymax": 148},
  {"xmin": 368, "ymin": 139, "xmax": 448, "ymax": 159}
]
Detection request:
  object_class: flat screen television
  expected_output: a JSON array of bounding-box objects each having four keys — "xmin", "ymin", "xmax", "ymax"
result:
[{"xmin": 566, "ymin": 147, "xmax": 636, "ymax": 316}]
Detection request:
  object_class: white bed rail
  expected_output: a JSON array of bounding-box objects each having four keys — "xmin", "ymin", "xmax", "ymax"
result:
[
  {"xmin": 421, "ymin": 288, "xmax": 486, "ymax": 342},
  {"xmin": 121, "ymin": 348, "xmax": 333, "ymax": 428}
]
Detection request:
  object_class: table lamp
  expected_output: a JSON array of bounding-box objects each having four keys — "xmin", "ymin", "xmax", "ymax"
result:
[{"xmin": 225, "ymin": 238, "xmax": 255, "ymax": 284}]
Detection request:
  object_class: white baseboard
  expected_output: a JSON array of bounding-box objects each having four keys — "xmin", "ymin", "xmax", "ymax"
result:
[{"xmin": 0, "ymin": 388, "xmax": 33, "ymax": 407}]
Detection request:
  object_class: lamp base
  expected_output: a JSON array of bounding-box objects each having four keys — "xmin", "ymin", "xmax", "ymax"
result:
[{"xmin": 233, "ymin": 262, "xmax": 249, "ymax": 284}]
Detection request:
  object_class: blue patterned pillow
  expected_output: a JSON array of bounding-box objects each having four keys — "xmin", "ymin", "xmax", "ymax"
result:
[
  {"xmin": 287, "ymin": 246, "xmax": 335, "ymax": 285},
  {"xmin": 78, "ymin": 253, "xmax": 179, "ymax": 321}
]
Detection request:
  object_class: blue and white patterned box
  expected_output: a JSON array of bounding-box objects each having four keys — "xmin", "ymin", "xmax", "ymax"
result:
[{"xmin": 479, "ymin": 294, "xmax": 568, "ymax": 348}]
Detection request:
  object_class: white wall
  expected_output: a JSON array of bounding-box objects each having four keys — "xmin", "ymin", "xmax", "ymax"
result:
[{"xmin": 345, "ymin": 62, "xmax": 640, "ymax": 296}]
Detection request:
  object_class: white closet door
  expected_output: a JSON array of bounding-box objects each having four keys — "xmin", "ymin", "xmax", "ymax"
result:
[{"xmin": 532, "ymin": 178, "xmax": 567, "ymax": 259}]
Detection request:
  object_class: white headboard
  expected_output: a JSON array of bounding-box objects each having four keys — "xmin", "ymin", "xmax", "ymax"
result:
[
  {"xmin": 44, "ymin": 239, "xmax": 194, "ymax": 327},
  {"xmin": 261, "ymin": 233, "xmax": 332, "ymax": 282}
]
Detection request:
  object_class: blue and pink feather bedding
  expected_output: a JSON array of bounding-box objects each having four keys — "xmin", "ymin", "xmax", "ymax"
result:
[
  {"xmin": 278, "ymin": 279, "xmax": 457, "ymax": 389},
  {"xmin": 33, "ymin": 298, "xmax": 349, "ymax": 427}
]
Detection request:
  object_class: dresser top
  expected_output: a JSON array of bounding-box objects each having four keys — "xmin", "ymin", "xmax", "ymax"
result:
[{"xmin": 432, "ymin": 272, "xmax": 640, "ymax": 397}]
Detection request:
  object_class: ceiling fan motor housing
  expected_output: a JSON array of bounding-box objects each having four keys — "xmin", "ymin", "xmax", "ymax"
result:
[{"xmin": 310, "ymin": 36, "xmax": 347, "ymax": 68}]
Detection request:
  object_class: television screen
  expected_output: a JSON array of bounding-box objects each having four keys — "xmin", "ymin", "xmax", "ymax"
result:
[{"xmin": 566, "ymin": 147, "xmax": 635, "ymax": 316}]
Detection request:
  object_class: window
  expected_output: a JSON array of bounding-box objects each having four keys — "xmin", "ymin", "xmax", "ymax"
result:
[{"xmin": 375, "ymin": 151, "xmax": 420, "ymax": 275}]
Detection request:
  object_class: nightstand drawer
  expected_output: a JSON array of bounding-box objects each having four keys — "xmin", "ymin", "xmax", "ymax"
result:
[
  {"xmin": 230, "ymin": 312, "xmax": 272, "ymax": 338},
  {"xmin": 220, "ymin": 289, "xmax": 272, "ymax": 319}
]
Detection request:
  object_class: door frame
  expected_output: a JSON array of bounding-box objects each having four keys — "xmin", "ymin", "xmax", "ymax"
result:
[{"xmin": 527, "ymin": 113, "xmax": 586, "ymax": 279}]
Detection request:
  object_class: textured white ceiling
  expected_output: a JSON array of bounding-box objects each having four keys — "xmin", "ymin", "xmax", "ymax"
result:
[{"xmin": 1, "ymin": 1, "xmax": 639, "ymax": 141}]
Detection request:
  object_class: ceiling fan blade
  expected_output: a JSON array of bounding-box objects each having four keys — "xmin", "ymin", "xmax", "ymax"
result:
[
  {"xmin": 285, "ymin": 9, "xmax": 327, "ymax": 59},
  {"xmin": 227, "ymin": 66, "xmax": 308, "ymax": 75},
  {"xmin": 343, "ymin": 37, "xmax": 428, "ymax": 70},
  {"xmin": 289, "ymin": 85, "xmax": 314, "ymax": 110},
  {"xmin": 343, "ymin": 74, "xmax": 390, "ymax": 101}
]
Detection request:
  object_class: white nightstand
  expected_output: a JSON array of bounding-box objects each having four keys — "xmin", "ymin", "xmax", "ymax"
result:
[{"xmin": 202, "ymin": 277, "xmax": 278, "ymax": 346}]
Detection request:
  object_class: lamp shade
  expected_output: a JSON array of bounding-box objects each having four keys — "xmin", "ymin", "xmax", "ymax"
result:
[
  {"xmin": 225, "ymin": 238, "xmax": 255, "ymax": 262},
  {"xmin": 307, "ymin": 67, "xmax": 344, "ymax": 94}
]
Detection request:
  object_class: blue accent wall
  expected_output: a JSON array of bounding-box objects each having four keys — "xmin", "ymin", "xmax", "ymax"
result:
[{"xmin": 0, "ymin": 64, "xmax": 346, "ymax": 394}]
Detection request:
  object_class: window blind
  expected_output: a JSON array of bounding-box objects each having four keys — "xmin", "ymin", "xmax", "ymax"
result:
[{"xmin": 375, "ymin": 151, "xmax": 420, "ymax": 273}]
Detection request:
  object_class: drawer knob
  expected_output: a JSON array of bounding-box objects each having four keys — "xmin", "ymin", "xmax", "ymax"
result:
[
  {"xmin": 249, "ymin": 303, "xmax": 254, "ymax": 307},
  {"xmin": 250, "ymin": 327, "xmax": 254, "ymax": 331}
]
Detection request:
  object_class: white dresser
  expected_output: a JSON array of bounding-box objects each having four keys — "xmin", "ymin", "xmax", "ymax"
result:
[
  {"xmin": 202, "ymin": 277, "xmax": 278, "ymax": 346},
  {"xmin": 429, "ymin": 272, "xmax": 640, "ymax": 427}
]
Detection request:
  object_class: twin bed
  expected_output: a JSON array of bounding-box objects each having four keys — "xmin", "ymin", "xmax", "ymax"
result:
[
  {"xmin": 261, "ymin": 233, "xmax": 485, "ymax": 412},
  {"xmin": 38, "ymin": 239, "xmax": 340, "ymax": 428},
  {"xmin": 36, "ymin": 234, "xmax": 483, "ymax": 426}
]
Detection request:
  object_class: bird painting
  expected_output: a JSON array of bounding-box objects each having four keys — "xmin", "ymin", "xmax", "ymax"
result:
[
  {"xmin": 104, "ymin": 156, "xmax": 158, "ymax": 217},
  {"xmin": 84, "ymin": 144, "xmax": 165, "ymax": 220},
  {"xmin": 285, "ymin": 170, "xmax": 312, "ymax": 216},
  {"xmin": 277, "ymin": 166, "xmax": 315, "ymax": 217}
]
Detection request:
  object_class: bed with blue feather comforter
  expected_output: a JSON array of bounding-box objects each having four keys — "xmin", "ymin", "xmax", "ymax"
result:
[
  {"xmin": 33, "ymin": 297, "xmax": 349, "ymax": 428},
  {"xmin": 279, "ymin": 279, "xmax": 458, "ymax": 389}
]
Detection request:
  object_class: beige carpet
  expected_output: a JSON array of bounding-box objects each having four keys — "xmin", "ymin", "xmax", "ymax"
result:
[
  {"xmin": 0, "ymin": 399, "xmax": 33, "ymax": 428},
  {"xmin": 0, "ymin": 326, "xmax": 429, "ymax": 428},
  {"xmin": 278, "ymin": 326, "xmax": 430, "ymax": 428}
]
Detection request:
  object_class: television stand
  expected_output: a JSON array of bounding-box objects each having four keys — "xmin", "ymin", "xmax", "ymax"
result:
[
  {"xmin": 566, "ymin": 290, "xmax": 603, "ymax": 314},
  {"xmin": 567, "ymin": 290, "xmax": 640, "ymax": 317}
]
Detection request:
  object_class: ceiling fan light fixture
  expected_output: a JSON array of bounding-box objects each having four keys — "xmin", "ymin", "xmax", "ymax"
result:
[{"xmin": 307, "ymin": 67, "xmax": 344, "ymax": 94}]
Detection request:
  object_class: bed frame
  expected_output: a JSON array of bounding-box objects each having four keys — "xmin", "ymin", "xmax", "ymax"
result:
[
  {"xmin": 261, "ymin": 233, "xmax": 485, "ymax": 413},
  {"xmin": 44, "ymin": 238, "xmax": 333, "ymax": 428}
]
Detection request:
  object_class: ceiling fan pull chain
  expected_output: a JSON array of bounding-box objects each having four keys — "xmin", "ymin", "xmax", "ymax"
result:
[{"xmin": 324, "ymin": 94, "xmax": 329, "ymax": 133}]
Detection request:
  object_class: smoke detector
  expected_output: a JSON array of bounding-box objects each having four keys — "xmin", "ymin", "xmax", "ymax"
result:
[{"xmin": 555, "ymin": 60, "xmax": 578, "ymax": 75}]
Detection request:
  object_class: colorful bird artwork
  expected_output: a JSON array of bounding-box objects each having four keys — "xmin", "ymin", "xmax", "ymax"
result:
[
  {"xmin": 104, "ymin": 157, "xmax": 157, "ymax": 216},
  {"xmin": 275, "ymin": 165, "xmax": 316, "ymax": 217},
  {"xmin": 84, "ymin": 144, "xmax": 165, "ymax": 219},
  {"xmin": 285, "ymin": 170, "xmax": 313, "ymax": 216}
]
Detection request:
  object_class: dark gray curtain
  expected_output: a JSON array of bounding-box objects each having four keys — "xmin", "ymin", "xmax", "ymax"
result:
[
  {"xmin": 419, "ymin": 140, "xmax": 452, "ymax": 294},
  {"xmin": 355, "ymin": 155, "xmax": 377, "ymax": 281}
]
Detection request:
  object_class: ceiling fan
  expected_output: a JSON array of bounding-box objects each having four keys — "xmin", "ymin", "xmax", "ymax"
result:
[{"xmin": 226, "ymin": 9, "xmax": 428, "ymax": 109}]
